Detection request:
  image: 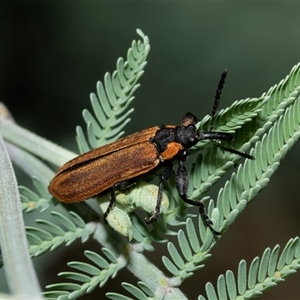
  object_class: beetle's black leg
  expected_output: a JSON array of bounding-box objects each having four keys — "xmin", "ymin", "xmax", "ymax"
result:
[
  {"xmin": 103, "ymin": 180, "xmax": 136, "ymax": 223},
  {"xmin": 175, "ymin": 159, "xmax": 220, "ymax": 235},
  {"xmin": 146, "ymin": 163, "xmax": 173, "ymax": 224},
  {"xmin": 103, "ymin": 189, "xmax": 117, "ymax": 223}
]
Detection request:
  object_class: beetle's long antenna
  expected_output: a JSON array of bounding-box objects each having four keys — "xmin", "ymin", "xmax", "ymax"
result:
[
  {"xmin": 209, "ymin": 70, "xmax": 254, "ymax": 160},
  {"xmin": 214, "ymin": 142, "xmax": 254, "ymax": 159},
  {"xmin": 210, "ymin": 69, "xmax": 228, "ymax": 131}
]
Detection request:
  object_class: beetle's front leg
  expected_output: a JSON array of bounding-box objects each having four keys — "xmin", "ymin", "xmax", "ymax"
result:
[{"xmin": 175, "ymin": 159, "xmax": 220, "ymax": 235}]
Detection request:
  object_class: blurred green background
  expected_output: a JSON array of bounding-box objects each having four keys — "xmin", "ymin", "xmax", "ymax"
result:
[{"xmin": 1, "ymin": 2, "xmax": 300, "ymax": 299}]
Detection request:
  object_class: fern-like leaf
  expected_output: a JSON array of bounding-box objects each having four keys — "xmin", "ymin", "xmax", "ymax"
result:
[
  {"xmin": 20, "ymin": 176, "xmax": 53, "ymax": 212},
  {"xmin": 199, "ymin": 237, "xmax": 300, "ymax": 299},
  {"xmin": 27, "ymin": 211, "xmax": 95, "ymax": 257},
  {"xmin": 76, "ymin": 29, "xmax": 150, "ymax": 153},
  {"xmin": 215, "ymin": 63, "xmax": 300, "ymax": 232},
  {"xmin": 44, "ymin": 249, "xmax": 125, "ymax": 299},
  {"xmin": 106, "ymin": 281, "xmax": 155, "ymax": 300},
  {"xmin": 198, "ymin": 96, "xmax": 267, "ymax": 133},
  {"xmin": 180, "ymin": 63, "xmax": 300, "ymax": 235},
  {"xmin": 162, "ymin": 217, "xmax": 218, "ymax": 281}
]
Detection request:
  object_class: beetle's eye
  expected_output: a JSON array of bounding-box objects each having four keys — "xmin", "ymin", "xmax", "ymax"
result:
[
  {"xmin": 174, "ymin": 124, "xmax": 198, "ymax": 148},
  {"xmin": 188, "ymin": 135, "xmax": 196, "ymax": 144}
]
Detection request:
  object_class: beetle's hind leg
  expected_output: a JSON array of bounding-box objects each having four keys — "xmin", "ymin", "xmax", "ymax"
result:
[
  {"xmin": 103, "ymin": 180, "xmax": 136, "ymax": 223},
  {"xmin": 176, "ymin": 160, "xmax": 220, "ymax": 235},
  {"xmin": 103, "ymin": 189, "xmax": 117, "ymax": 223}
]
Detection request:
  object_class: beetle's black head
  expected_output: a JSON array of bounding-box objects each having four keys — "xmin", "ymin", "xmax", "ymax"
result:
[
  {"xmin": 175, "ymin": 124, "xmax": 199, "ymax": 148},
  {"xmin": 178, "ymin": 112, "xmax": 234, "ymax": 148}
]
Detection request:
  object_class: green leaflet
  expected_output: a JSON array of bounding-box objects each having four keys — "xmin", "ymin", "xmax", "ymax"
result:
[
  {"xmin": 106, "ymin": 281, "xmax": 155, "ymax": 300},
  {"xmin": 44, "ymin": 249, "xmax": 123, "ymax": 299},
  {"xmin": 76, "ymin": 29, "xmax": 150, "ymax": 153},
  {"xmin": 27, "ymin": 211, "xmax": 95, "ymax": 257},
  {"xmin": 19, "ymin": 176, "xmax": 52, "ymax": 213},
  {"xmin": 199, "ymin": 238, "xmax": 300, "ymax": 300}
]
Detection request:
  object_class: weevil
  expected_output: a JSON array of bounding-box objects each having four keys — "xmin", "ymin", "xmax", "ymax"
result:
[{"xmin": 49, "ymin": 70, "xmax": 254, "ymax": 234}]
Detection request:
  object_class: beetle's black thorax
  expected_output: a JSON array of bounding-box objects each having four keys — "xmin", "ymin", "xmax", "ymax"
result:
[{"xmin": 150, "ymin": 124, "xmax": 199, "ymax": 153}]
